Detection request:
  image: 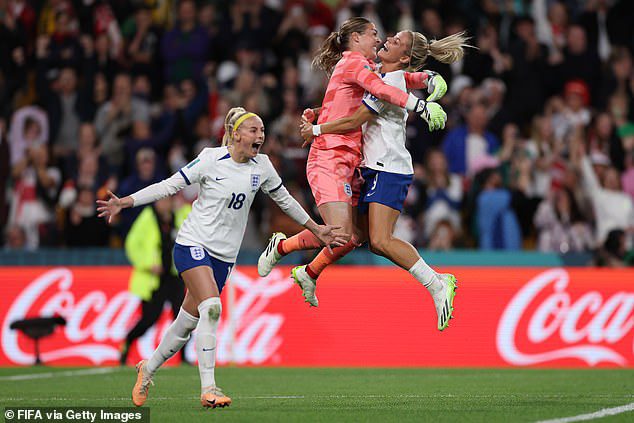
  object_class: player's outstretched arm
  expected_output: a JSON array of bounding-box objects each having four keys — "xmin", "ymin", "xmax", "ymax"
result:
[
  {"xmin": 300, "ymin": 105, "xmax": 373, "ymax": 147},
  {"xmin": 96, "ymin": 172, "xmax": 188, "ymax": 223}
]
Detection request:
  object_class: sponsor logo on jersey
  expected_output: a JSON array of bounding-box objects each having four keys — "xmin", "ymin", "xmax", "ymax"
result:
[
  {"xmin": 251, "ymin": 174, "xmax": 260, "ymax": 191},
  {"xmin": 190, "ymin": 247, "xmax": 205, "ymax": 260},
  {"xmin": 343, "ymin": 183, "xmax": 352, "ymax": 197}
]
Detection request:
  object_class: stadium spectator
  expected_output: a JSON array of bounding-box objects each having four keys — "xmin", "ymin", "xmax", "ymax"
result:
[
  {"xmin": 574, "ymin": 133, "xmax": 634, "ymax": 245},
  {"xmin": 443, "ymin": 102, "xmax": 500, "ymax": 176},
  {"xmin": 39, "ymin": 67, "xmax": 86, "ymax": 160},
  {"xmin": 64, "ymin": 185, "xmax": 110, "ymax": 247},
  {"xmin": 422, "ymin": 149, "xmax": 462, "ymax": 243},
  {"xmin": 475, "ymin": 167, "xmax": 522, "ymax": 250},
  {"xmin": 9, "ymin": 143, "xmax": 61, "ymax": 249},
  {"xmin": 8, "ymin": 105, "xmax": 48, "ymax": 167},
  {"xmin": 160, "ymin": 0, "xmax": 209, "ymax": 84},
  {"xmin": 95, "ymin": 73, "xmax": 150, "ymax": 174},
  {"xmin": 504, "ymin": 16, "xmax": 550, "ymax": 127},
  {"xmin": 118, "ymin": 148, "xmax": 164, "ymax": 235},
  {"xmin": 534, "ymin": 188, "xmax": 594, "ymax": 253}
]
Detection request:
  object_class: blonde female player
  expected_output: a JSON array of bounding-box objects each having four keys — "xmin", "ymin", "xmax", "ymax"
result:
[
  {"xmin": 258, "ymin": 17, "xmax": 449, "ymax": 305},
  {"xmin": 297, "ymin": 31, "xmax": 470, "ymax": 331},
  {"xmin": 97, "ymin": 107, "xmax": 347, "ymax": 409}
]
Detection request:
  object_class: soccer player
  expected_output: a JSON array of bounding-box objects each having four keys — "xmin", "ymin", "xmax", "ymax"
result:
[
  {"xmin": 258, "ymin": 17, "xmax": 448, "ymax": 307},
  {"xmin": 96, "ymin": 107, "xmax": 347, "ymax": 409},
  {"xmin": 260, "ymin": 30, "xmax": 469, "ymax": 331}
]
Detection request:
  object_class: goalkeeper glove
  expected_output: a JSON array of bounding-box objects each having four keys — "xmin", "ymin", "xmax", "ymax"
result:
[
  {"xmin": 405, "ymin": 94, "xmax": 447, "ymax": 131},
  {"xmin": 425, "ymin": 70, "xmax": 447, "ymax": 102}
]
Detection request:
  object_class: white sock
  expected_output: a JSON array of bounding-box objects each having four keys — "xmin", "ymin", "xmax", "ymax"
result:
[
  {"xmin": 409, "ymin": 258, "xmax": 443, "ymax": 295},
  {"xmin": 146, "ymin": 308, "xmax": 199, "ymax": 375},
  {"xmin": 196, "ymin": 297, "xmax": 221, "ymax": 391}
]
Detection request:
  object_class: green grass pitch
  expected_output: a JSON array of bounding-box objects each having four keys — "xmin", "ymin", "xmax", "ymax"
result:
[{"xmin": 2, "ymin": 366, "xmax": 633, "ymax": 422}]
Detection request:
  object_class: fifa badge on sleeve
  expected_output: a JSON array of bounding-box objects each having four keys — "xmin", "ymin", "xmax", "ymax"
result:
[{"xmin": 251, "ymin": 174, "xmax": 261, "ymax": 191}]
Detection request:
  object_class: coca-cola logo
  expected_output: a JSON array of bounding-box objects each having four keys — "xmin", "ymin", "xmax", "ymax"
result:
[
  {"xmin": 1, "ymin": 267, "xmax": 293, "ymax": 365},
  {"xmin": 496, "ymin": 268, "xmax": 634, "ymax": 366}
]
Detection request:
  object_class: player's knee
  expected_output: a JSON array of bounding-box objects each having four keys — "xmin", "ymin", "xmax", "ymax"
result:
[
  {"xmin": 369, "ymin": 237, "xmax": 388, "ymax": 256},
  {"xmin": 197, "ymin": 297, "xmax": 222, "ymax": 323}
]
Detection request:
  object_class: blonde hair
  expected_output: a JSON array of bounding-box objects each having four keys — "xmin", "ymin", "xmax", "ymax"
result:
[
  {"xmin": 312, "ymin": 17, "xmax": 372, "ymax": 75},
  {"xmin": 406, "ymin": 31, "xmax": 472, "ymax": 71},
  {"xmin": 222, "ymin": 107, "xmax": 259, "ymax": 146}
]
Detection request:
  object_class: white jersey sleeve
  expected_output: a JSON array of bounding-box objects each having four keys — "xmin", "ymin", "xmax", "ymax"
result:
[
  {"xmin": 130, "ymin": 172, "xmax": 188, "ymax": 207},
  {"xmin": 259, "ymin": 155, "xmax": 283, "ymax": 194}
]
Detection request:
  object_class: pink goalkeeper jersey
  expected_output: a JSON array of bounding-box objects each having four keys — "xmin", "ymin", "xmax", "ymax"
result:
[{"xmin": 314, "ymin": 51, "xmax": 429, "ymax": 154}]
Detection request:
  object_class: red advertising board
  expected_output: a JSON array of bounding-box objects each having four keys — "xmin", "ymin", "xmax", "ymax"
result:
[{"xmin": 1, "ymin": 266, "xmax": 633, "ymax": 367}]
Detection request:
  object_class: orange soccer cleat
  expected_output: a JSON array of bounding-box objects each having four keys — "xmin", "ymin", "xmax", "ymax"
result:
[
  {"xmin": 200, "ymin": 386, "xmax": 232, "ymax": 409},
  {"xmin": 132, "ymin": 360, "xmax": 153, "ymax": 407}
]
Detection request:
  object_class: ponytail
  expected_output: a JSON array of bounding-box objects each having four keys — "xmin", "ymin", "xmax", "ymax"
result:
[
  {"xmin": 312, "ymin": 17, "xmax": 372, "ymax": 75},
  {"xmin": 407, "ymin": 30, "xmax": 473, "ymax": 71}
]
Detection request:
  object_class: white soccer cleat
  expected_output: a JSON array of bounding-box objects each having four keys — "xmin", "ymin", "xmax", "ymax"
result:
[
  {"xmin": 291, "ymin": 265, "xmax": 318, "ymax": 307},
  {"xmin": 432, "ymin": 274, "xmax": 457, "ymax": 331},
  {"xmin": 258, "ymin": 232, "xmax": 287, "ymax": 277}
]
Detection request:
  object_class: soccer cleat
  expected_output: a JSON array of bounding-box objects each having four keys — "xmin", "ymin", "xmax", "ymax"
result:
[
  {"xmin": 433, "ymin": 274, "xmax": 457, "ymax": 331},
  {"xmin": 258, "ymin": 232, "xmax": 287, "ymax": 277},
  {"xmin": 201, "ymin": 386, "xmax": 232, "ymax": 409},
  {"xmin": 291, "ymin": 265, "xmax": 318, "ymax": 307},
  {"xmin": 132, "ymin": 360, "xmax": 154, "ymax": 407}
]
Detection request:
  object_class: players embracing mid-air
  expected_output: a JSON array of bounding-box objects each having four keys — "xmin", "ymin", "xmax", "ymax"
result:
[{"xmin": 259, "ymin": 17, "xmax": 472, "ymax": 331}]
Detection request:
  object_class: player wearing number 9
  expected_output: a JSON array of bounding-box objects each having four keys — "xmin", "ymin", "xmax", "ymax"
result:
[{"xmin": 96, "ymin": 107, "xmax": 348, "ymax": 409}]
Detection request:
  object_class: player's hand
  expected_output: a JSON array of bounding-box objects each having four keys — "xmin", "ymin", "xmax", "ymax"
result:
[
  {"xmin": 418, "ymin": 101, "xmax": 447, "ymax": 131},
  {"xmin": 425, "ymin": 71, "xmax": 447, "ymax": 102},
  {"xmin": 300, "ymin": 119, "xmax": 315, "ymax": 147},
  {"xmin": 313, "ymin": 224, "xmax": 348, "ymax": 254},
  {"xmin": 302, "ymin": 108, "xmax": 316, "ymax": 123},
  {"xmin": 96, "ymin": 190, "xmax": 122, "ymax": 224}
]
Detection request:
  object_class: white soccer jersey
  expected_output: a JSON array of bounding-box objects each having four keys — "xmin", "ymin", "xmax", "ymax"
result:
[
  {"xmin": 130, "ymin": 146, "xmax": 309, "ymax": 262},
  {"xmin": 361, "ymin": 70, "xmax": 414, "ymax": 175}
]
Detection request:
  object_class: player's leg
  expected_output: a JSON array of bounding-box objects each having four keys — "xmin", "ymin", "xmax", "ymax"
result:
[
  {"xmin": 132, "ymin": 288, "xmax": 199, "ymax": 406},
  {"xmin": 291, "ymin": 153, "xmax": 364, "ymax": 305},
  {"xmin": 177, "ymin": 265, "xmax": 230, "ymax": 408},
  {"xmin": 367, "ymin": 201, "xmax": 456, "ymax": 331},
  {"xmin": 166, "ymin": 275, "xmax": 190, "ymax": 364}
]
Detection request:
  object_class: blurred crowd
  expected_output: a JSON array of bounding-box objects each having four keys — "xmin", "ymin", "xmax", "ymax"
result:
[{"xmin": 1, "ymin": 0, "xmax": 634, "ymax": 265}]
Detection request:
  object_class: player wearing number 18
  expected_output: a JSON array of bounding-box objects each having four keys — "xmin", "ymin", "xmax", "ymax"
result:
[{"xmin": 96, "ymin": 107, "xmax": 347, "ymax": 409}]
